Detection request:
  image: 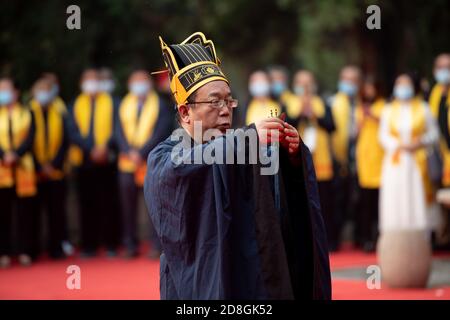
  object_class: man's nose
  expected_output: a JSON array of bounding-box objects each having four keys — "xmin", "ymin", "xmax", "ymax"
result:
[{"xmin": 219, "ymin": 105, "xmax": 231, "ymax": 116}]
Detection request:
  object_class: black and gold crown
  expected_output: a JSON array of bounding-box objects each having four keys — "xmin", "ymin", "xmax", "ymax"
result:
[{"xmin": 158, "ymin": 32, "xmax": 228, "ymax": 105}]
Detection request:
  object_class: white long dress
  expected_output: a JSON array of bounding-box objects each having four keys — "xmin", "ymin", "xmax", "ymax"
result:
[{"xmin": 378, "ymin": 101, "xmax": 439, "ymax": 232}]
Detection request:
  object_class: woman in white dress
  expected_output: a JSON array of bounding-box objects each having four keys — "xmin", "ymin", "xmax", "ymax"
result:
[
  {"xmin": 379, "ymin": 74, "xmax": 439, "ymax": 233},
  {"xmin": 378, "ymin": 74, "xmax": 439, "ymax": 287}
]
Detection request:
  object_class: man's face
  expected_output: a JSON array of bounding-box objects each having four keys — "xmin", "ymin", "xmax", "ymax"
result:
[
  {"xmin": 248, "ymin": 71, "xmax": 271, "ymax": 98},
  {"xmin": 340, "ymin": 67, "xmax": 360, "ymax": 86},
  {"xmin": 80, "ymin": 69, "xmax": 100, "ymax": 95},
  {"xmin": 33, "ymin": 80, "xmax": 52, "ymax": 93},
  {"xmin": 98, "ymin": 68, "xmax": 115, "ymax": 93},
  {"xmin": 338, "ymin": 66, "xmax": 361, "ymax": 97},
  {"xmin": 128, "ymin": 71, "xmax": 151, "ymax": 97},
  {"xmin": 435, "ymin": 54, "xmax": 450, "ymax": 72},
  {"xmin": 362, "ymin": 82, "xmax": 377, "ymax": 101},
  {"xmin": 434, "ymin": 54, "xmax": 450, "ymax": 85},
  {"xmin": 269, "ymin": 69, "xmax": 288, "ymax": 96},
  {"xmin": 182, "ymin": 80, "xmax": 233, "ymax": 137},
  {"xmin": 293, "ymin": 71, "xmax": 316, "ymax": 95},
  {"xmin": 0, "ymin": 79, "xmax": 17, "ymax": 105},
  {"xmin": 43, "ymin": 73, "xmax": 58, "ymax": 87},
  {"xmin": 395, "ymin": 75, "xmax": 413, "ymax": 88},
  {"xmin": 269, "ymin": 69, "xmax": 287, "ymax": 85},
  {"xmin": 32, "ymin": 80, "xmax": 53, "ymax": 106}
]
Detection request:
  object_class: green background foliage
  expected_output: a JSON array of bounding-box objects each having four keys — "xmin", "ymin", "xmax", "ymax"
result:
[{"xmin": 0, "ymin": 0, "xmax": 449, "ymax": 101}]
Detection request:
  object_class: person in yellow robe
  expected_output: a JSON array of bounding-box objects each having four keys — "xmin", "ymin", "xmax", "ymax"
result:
[
  {"xmin": 379, "ymin": 73, "xmax": 438, "ymax": 235},
  {"xmin": 116, "ymin": 70, "xmax": 172, "ymax": 258},
  {"xmin": 355, "ymin": 77, "xmax": 386, "ymax": 252},
  {"xmin": 429, "ymin": 53, "xmax": 450, "ymax": 249},
  {"xmin": 41, "ymin": 72, "xmax": 74, "ymax": 257},
  {"xmin": 42, "ymin": 72, "xmax": 62, "ymax": 105},
  {"xmin": 30, "ymin": 77, "xmax": 70, "ymax": 259},
  {"xmin": 329, "ymin": 65, "xmax": 362, "ymax": 249},
  {"xmin": 285, "ymin": 70, "xmax": 337, "ymax": 251},
  {"xmin": 245, "ymin": 70, "xmax": 282, "ymax": 125},
  {"xmin": 0, "ymin": 77, "xmax": 36, "ymax": 268},
  {"xmin": 68, "ymin": 69, "xmax": 120, "ymax": 257}
]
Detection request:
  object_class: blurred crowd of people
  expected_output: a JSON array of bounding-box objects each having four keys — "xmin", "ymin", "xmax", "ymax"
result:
[
  {"xmin": 243, "ymin": 53, "xmax": 450, "ymax": 254},
  {"xmin": 0, "ymin": 68, "xmax": 175, "ymax": 268},
  {"xmin": 1, "ymin": 53, "xmax": 450, "ymax": 268}
]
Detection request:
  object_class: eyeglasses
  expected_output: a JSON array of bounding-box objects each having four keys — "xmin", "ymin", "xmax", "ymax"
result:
[{"xmin": 187, "ymin": 98, "xmax": 238, "ymax": 109}]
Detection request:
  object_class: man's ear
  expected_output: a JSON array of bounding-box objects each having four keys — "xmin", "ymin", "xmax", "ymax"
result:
[{"xmin": 178, "ymin": 104, "xmax": 190, "ymax": 124}]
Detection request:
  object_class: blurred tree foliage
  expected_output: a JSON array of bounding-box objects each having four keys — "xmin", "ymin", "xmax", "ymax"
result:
[{"xmin": 0, "ymin": 0, "xmax": 449, "ymax": 102}]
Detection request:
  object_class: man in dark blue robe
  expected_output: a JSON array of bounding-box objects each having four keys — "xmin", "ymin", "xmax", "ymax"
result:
[{"xmin": 144, "ymin": 32, "xmax": 331, "ymax": 300}]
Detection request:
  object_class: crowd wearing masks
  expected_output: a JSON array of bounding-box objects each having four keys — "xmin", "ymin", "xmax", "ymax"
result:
[
  {"xmin": 1, "ymin": 52, "xmax": 450, "ymax": 269},
  {"xmin": 0, "ymin": 68, "xmax": 174, "ymax": 268}
]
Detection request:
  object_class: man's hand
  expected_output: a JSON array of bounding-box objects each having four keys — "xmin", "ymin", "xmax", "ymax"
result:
[
  {"xmin": 281, "ymin": 122, "xmax": 300, "ymax": 154},
  {"xmin": 255, "ymin": 117, "xmax": 285, "ymax": 145},
  {"xmin": 301, "ymin": 98, "xmax": 315, "ymax": 120},
  {"xmin": 255, "ymin": 115, "xmax": 300, "ymax": 154}
]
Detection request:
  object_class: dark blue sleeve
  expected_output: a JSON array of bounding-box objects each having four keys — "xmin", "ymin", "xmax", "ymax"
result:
[
  {"xmin": 143, "ymin": 130, "xmax": 253, "ymax": 299},
  {"xmin": 16, "ymin": 109, "xmax": 35, "ymax": 157},
  {"xmin": 50, "ymin": 113, "xmax": 70, "ymax": 169},
  {"xmin": 138, "ymin": 99, "xmax": 173, "ymax": 158},
  {"xmin": 279, "ymin": 143, "xmax": 332, "ymax": 299},
  {"xmin": 317, "ymin": 104, "xmax": 335, "ymax": 133},
  {"xmin": 67, "ymin": 101, "xmax": 92, "ymax": 152},
  {"xmin": 438, "ymin": 96, "xmax": 450, "ymax": 149},
  {"xmin": 114, "ymin": 100, "xmax": 130, "ymax": 153},
  {"xmin": 107, "ymin": 97, "xmax": 120, "ymax": 151}
]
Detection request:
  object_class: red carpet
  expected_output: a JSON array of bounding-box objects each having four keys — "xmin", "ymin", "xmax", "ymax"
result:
[
  {"xmin": 0, "ymin": 245, "xmax": 449, "ymax": 300},
  {"xmin": 0, "ymin": 253, "xmax": 160, "ymax": 300}
]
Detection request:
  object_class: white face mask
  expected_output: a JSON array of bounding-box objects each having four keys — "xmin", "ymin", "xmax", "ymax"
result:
[
  {"xmin": 435, "ymin": 68, "xmax": 450, "ymax": 85},
  {"xmin": 35, "ymin": 90, "xmax": 53, "ymax": 106},
  {"xmin": 249, "ymin": 81, "xmax": 270, "ymax": 98},
  {"xmin": 129, "ymin": 81, "xmax": 151, "ymax": 97},
  {"xmin": 81, "ymin": 80, "xmax": 99, "ymax": 94},
  {"xmin": 294, "ymin": 85, "xmax": 304, "ymax": 96},
  {"xmin": 99, "ymin": 79, "xmax": 115, "ymax": 93},
  {"xmin": 394, "ymin": 85, "xmax": 414, "ymax": 101},
  {"xmin": 338, "ymin": 80, "xmax": 358, "ymax": 97}
]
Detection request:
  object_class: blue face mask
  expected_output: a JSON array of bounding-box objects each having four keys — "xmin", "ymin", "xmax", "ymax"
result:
[
  {"xmin": 50, "ymin": 84, "xmax": 59, "ymax": 99},
  {"xmin": 435, "ymin": 68, "xmax": 450, "ymax": 85},
  {"xmin": 338, "ymin": 81, "xmax": 357, "ymax": 97},
  {"xmin": 394, "ymin": 85, "xmax": 414, "ymax": 101},
  {"xmin": 249, "ymin": 81, "xmax": 270, "ymax": 98},
  {"xmin": 35, "ymin": 90, "xmax": 53, "ymax": 106},
  {"xmin": 130, "ymin": 81, "xmax": 150, "ymax": 97},
  {"xmin": 294, "ymin": 85, "xmax": 305, "ymax": 96},
  {"xmin": 271, "ymin": 81, "xmax": 286, "ymax": 96},
  {"xmin": 0, "ymin": 90, "xmax": 13, "ymax": 106},
  {"xmin": 99, "ymin": 80, "xmax": 115, "ymax": 93}
]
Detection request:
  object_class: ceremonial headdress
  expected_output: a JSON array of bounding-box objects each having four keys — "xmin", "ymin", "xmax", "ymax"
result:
[{"xmin": 158, "ymin": 32, "xmax": 228, "ymax": 105}]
